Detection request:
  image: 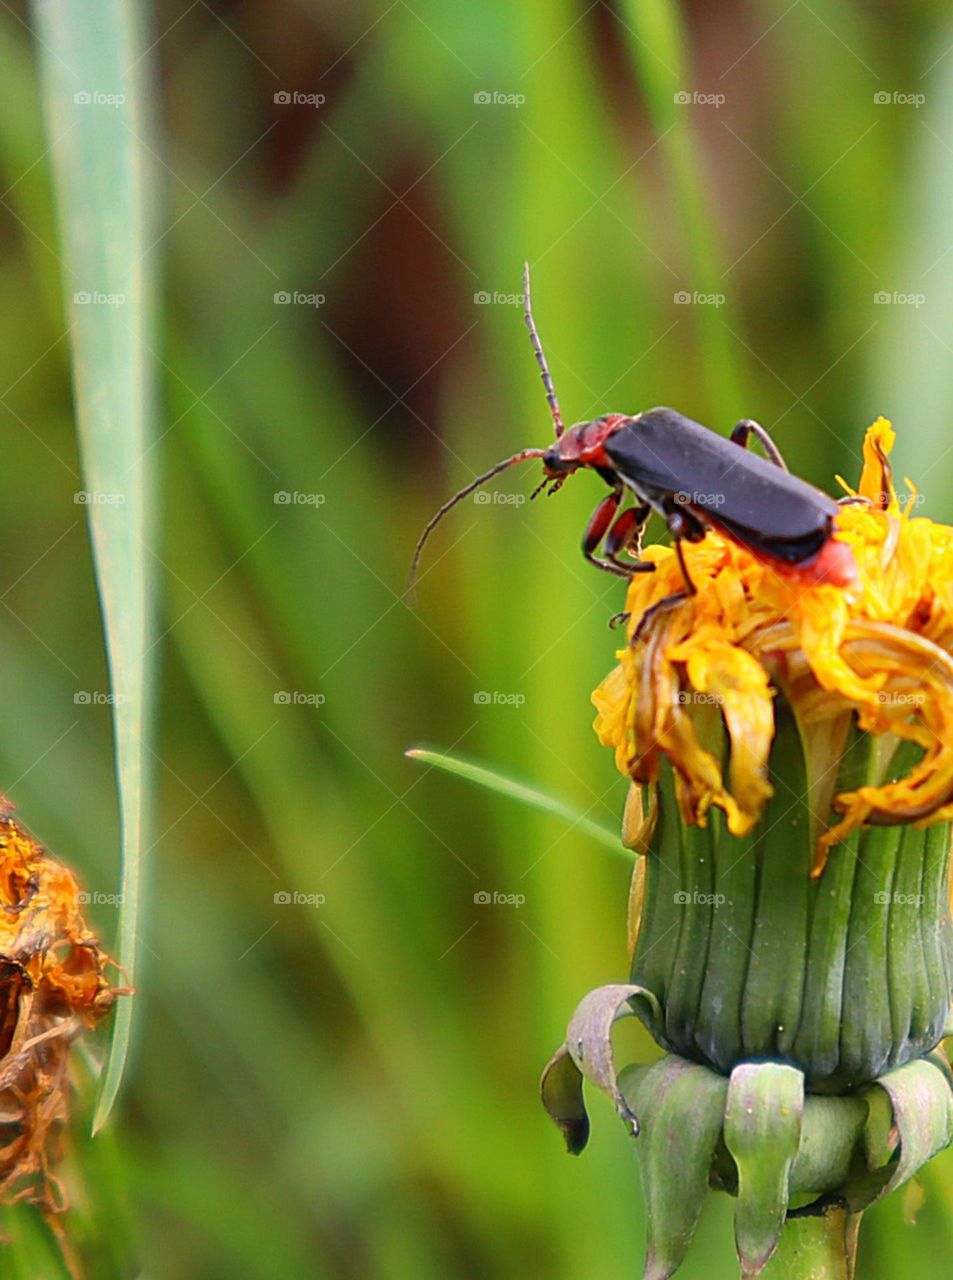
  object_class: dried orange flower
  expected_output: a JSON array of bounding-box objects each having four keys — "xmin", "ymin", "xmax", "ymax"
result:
[{"xmin": 0, "ymin": 799, "xmax": 119, "ymax": 1210}]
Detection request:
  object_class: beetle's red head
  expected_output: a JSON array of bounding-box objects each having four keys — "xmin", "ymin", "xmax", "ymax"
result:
[
  {"xmin": 542, "ymin": 435, "xmax": 581, "ymax": 478},
  {"xmin": 542, "ymin": 416, "xmax": 627, "ymax": 477},
  {"xmin": 543, "ymin": 427, "xmax": 589, "ymax": 477}
]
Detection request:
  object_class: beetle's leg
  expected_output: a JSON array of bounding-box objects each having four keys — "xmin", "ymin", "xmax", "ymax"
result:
[
  {"xmin": 632, "ymin": 510, "xmax": 699, "ymax": 642},
  {"xmin": 672, "ymin": 535, "xmax": 697, "ymax": 596},
  {"xmin": 662, "ymin": 502, "xmax": 706, "ymax": 546},
  {"xmin": 602, "ymin": 504, "xmax": 654, "ymax": 627},
  {"xmin": 838, "ymin": 495, "xmax": 872, "ymax": 507},
  {"xmin": 603, "ymin": 502, "xmax": 652, "ymax": 572},
  {"xmin": 730, "ymin": 418, "xmax": 788, "ymax": 470},
  {"xmin": 582, "ymin": 492, "xmax": 655, "ymax": 579},
  {"xmin": 582, "ymin": 491, "xmax": 627, "ymax": 577},
  {"xmin": 632, "ymin": 542, "xmax": 697, "ymax": 642}
]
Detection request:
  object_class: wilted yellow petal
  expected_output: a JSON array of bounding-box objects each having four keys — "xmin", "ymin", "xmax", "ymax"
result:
[
  {"xmin": 858, "ymin": 416, "xmax": 898, "ymax": 512},
  {"xmin": 671, "ymin": 635, "xmax": 775, "ymax": 828},
  {"xmin": 592, "ymin": 418, "xmax": 953, "ymax": 866}
]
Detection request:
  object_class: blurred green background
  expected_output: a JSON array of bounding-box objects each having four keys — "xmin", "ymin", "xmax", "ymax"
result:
[{"xmin": 1, "ymin": 0, "xmax": 953, "ymax": 1275}]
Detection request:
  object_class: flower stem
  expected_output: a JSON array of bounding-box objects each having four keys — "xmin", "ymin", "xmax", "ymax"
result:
[{"xmin": 757, "ymin": 1206, "xmax": 861, "ymax": 1280}]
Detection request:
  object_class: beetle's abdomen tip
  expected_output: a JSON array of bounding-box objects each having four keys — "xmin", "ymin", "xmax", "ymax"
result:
[{"xmin": 791, "ymin": 537, "xmax": 858, "ymax": 589}]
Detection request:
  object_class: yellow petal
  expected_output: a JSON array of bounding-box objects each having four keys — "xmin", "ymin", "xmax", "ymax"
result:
[{"xmin": 593, "ymin": 418, "xmax": 953, "ymax": 867}]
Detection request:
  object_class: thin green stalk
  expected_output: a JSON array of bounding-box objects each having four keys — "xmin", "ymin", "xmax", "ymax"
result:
[
  {"xmin": 620, "ymin": 0, "xmax": 745, "ymax": 419},
  {"xmin": 405, "ymin": 747, "xmax": 626, "ymax": 856},
  {"xmin": 758, "ymin": 1208, "xmax": 860, "ymax": 1280},
  {"xmin": 32, "ymin": 0, "xmax": 157, "ymax": 1130}
]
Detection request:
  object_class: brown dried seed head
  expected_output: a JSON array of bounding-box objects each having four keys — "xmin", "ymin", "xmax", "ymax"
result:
[{"xmin": 0, "ymin": 800, "xmax": 122, "ymax": 1209}]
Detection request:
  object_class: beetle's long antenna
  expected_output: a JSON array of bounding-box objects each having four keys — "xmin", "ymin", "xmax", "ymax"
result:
[
  {"xmin": 522, "ymin": 262, "xmax": 565, "ymax": 438},
  {"xmin": 408, "ymin": 448, "xmax": 547, "ymax": 597}
]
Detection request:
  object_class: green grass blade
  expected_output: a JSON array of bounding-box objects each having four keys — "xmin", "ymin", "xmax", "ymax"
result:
[
  {"xmin": 619, "ymin": 0, "xmax": 746, "ymax": 418},
  {"xmin": 405, "ymin": 747, "xmax": 628, "ymax": 858},
  {"xmin": 32, "ymin": 0, "xmax": 156, "ymax": 1131}
]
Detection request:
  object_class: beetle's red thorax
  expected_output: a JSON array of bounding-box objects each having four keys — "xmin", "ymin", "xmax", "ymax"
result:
[{"xmin": 559, "ymin": 414, "xmax": 629, "ymax": 468}]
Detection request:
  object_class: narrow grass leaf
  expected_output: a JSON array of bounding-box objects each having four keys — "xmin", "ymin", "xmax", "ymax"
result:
[
  {"xmin": 405, "ymin": 747, "xmax": 627, "ymax": 857},
  {"xmin": 32, "ymin": 0, "xmax": 156, "ymax": 1131}
]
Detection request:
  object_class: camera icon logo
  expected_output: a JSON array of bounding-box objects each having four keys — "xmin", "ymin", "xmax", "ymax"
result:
[
  {"xmin": 673, "ymin": 290, "xmax": 691, "ymax": 304},
  {"xmin": 874, "ymin": 891, "xmax": 890, "ymax": 904},
  {"xmin": 274, "ymin": 890, "xmax": 292, "ymax": 904},
  {"xmin": 473, "ymin": 91, "xmax": 491, "ymax": 104},
  {"xmin": 873, "ymin": 91, "xmax": 890, "ymax": 105},
  {"xmin": 73, "ymin": 691, "xmax": 92, "ymax": 704},
  {"xmin": 274, "ymin": 91, "xmax": 292, "ymax": 104},
  {"xmin": 873, "ymin": 291, "xmax": 891, "ymax": 305},
  {"xmin": 473, "ymin": 891, "xmax": 491, "ymax": 904},
  {"xmin": 674, "ymin": 891, "xmax": 690, "ymax": 904},
  {"xmin": 473, "ymin": 691, "xmax": 491, "ymax": 704},
  {"xmin": 73, "ymin": 91, "xmax": 92, "ymax": 105},
  {"xmin": 274, "ymin": 291, "xmax": 291, "ymax": 304},
  {"xmin": 274, "ymin": 491, "xmax": 291, "ymax": 504},
  {"xmin": 473, "ymin": 291, "xmax": 491, "ymax": 304},
  {"xmin": 673, "ymin": 91, "xmax": 692, "ymax": 104},
  {"xmin": 274, "ymin": 691, "xmax": 292, "ymax": 704}
]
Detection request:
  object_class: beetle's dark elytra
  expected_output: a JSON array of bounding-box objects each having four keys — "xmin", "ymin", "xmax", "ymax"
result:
[{"xmin": 604, "ymin": 407, "xmax": 839, "ymax": 565}]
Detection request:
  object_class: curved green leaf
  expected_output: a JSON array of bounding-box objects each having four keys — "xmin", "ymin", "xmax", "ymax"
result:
[
  {"xmin": 406, "ymin": 747, "xmax": 626, "ymax": 856},
  {"xmin": 32, "ymin": 0, "xmax": 157, "ymax": 1130}
]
